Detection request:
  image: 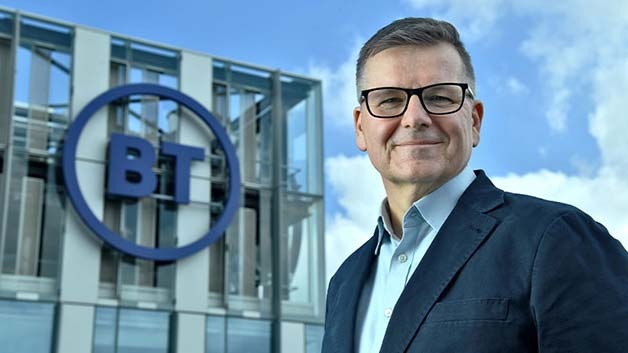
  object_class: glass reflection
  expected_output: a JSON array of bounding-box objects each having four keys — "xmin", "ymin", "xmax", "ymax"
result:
[
  {"xmin": 94, "ymin": 307, "xmax": 170, "ymax": 353},
  {"xmin": 305, "ymin": 324, "xmax": 324, "ymax": 353},
  {"xmin": 100, "ymin": 37, "xmax": 181, "ymax": 298},
  {"xmin": 281, "ymin": 195, "xmax": 323, "ymax": 315},
  {"xmin": 226, "ymin": 317, "xmax": 271, "ymax": 353},
  {"xmin": 281, "ymin": 75, "xmax": 322, "ymax": 194},
  {"xmin": 212, "ymin": 62, "xmax": 273, "ymax": 186},
  {"xmin": 206, "ymin": 316, "xmax": 226, "ymax": 353},
  {"xmin": 0, "ymin": 300, "xmax": 55, "ymax": 353},
  {"xmin": 1, "ymin": 16, "xmax": 70, "ymax": 280}
]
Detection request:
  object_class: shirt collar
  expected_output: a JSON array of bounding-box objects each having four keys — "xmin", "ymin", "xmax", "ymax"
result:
[{"xmin": 375, "ymin": 166, "xmax": 476, "ymax": 255}]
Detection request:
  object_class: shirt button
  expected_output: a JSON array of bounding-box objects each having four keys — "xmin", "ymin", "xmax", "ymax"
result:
[
  {"xmin": 384, "ymin": 308, "xmax": 393, "ymax": 318},
  {"xmin": 398, "ymin": 253, "xmax": 408, "ymax": 263}
]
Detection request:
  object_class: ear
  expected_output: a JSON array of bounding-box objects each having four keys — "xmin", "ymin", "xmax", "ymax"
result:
[
  {"xmin": 354, "ymin": 106, "xmax": 367, "ymax": 151},
  {"xmin": 471, "ymin": 100, "xmax": 483, "ymax": 148}
]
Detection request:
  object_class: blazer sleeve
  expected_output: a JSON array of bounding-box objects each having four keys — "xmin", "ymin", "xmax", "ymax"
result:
[
  {"xmin": 321, "ymin": 274, "xmax": 338, "ymax": 352},
  {"xmin": 531, "ymin": 210, "xmax": 628, "ymax": 352}
]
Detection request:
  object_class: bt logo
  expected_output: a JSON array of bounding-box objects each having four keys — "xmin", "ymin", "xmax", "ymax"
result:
[
  {"xmin": 106, "ymin": 132, "xmax": 204, "ymax": 205},
  {"xmin": 62, "ymin": 84, "xmax": 240, "ymax": 261}
]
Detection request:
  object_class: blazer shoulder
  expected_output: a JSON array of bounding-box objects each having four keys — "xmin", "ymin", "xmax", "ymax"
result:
[
  {"xmin": 498, "ymin": 190, "xmax": 593, "ymax": 225},
  {"xmin": 499, "ymin": 191, "xmax": 624, "ymax": 255},
  {"xmin": 502, "ymin": 190, "xmax": 579, "ymax": 212},
  {"xmin": 469, "ymin": 172, "xmax": 609, "ymax": 238}
]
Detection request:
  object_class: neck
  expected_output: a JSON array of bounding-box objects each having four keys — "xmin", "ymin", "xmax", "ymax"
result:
[{"xmin": 384, "ymin": 182, "xmax": 439, "ymax": 238}]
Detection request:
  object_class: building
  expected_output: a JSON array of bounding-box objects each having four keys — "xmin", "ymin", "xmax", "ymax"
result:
[{"xmin": 0, "ymin": 7, "xmax": 325, "ymax": 353}]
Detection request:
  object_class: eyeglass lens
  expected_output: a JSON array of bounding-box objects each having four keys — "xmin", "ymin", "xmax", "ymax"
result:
[{"xmin": 367, "ymin": 84, "xmax": 465, "ymax": 117}]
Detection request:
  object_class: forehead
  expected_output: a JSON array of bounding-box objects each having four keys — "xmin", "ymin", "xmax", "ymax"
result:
[{"xmin": 362, "ymin": 43, "xmax": 465, "ymax": 87}]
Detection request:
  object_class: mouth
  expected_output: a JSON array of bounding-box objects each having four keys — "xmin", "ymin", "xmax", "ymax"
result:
[{"xmin": 394, "ymin": 140, "xmax": 442, "ymax": 147}]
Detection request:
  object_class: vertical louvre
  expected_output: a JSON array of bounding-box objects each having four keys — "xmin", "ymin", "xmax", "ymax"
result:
[
  {"xmin": 0, "ymin": 38, "xmax": 12, "ymax": 146},
  {"xmin": 27, "ymin": 46, "xmax": 51, "ymax": 152},
  {"xmin": 240, "ymin": 207, "xmax": 257, "ymax": 297},
  {"xmin": 138, "ymin": 198, "xmax": 156, "ymax": 286},
  {"xmin": 17, "ymin": 176, "xmax": 43, "ymax": 275},
  {"xmin": 208, "ymin": 238, "xmax": 225, "ymax": 293}
]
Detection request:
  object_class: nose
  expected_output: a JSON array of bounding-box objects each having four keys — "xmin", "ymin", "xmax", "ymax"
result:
[{"xmin": 400, "ymin": 94, "xmax": 432, "ymax": 128}]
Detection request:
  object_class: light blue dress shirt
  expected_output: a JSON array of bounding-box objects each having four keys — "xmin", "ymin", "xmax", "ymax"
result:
[{"xmin": 355, "ymin": 166, "xmax": 476, "ymax": 353}]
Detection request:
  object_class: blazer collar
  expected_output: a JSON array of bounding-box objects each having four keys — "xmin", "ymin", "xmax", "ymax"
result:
[{"xmin": 379, "ymin": 170, "xmax": 504, "ymax": 353}]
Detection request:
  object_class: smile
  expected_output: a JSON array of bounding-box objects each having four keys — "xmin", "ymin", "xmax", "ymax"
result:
[{"xmin": 394, "ymin": 140, "xmax": 442, "ymax": 147}]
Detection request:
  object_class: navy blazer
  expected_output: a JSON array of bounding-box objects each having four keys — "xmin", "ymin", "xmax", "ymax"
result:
[{"xmin": 322, "ymin": 170, "xmax": 628, "ymax": 353}]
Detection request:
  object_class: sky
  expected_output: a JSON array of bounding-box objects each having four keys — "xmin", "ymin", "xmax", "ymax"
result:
[{"xmin": 2, "ymin": 0, "xmax": 628, "ymax": 281}]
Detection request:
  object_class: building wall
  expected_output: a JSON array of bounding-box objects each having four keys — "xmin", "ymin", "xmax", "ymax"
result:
[{"xmin": 0, "ymin": 8, "xmax": 325, "ymax": 353}]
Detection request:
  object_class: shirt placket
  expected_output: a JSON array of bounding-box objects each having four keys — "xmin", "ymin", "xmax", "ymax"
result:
[{"xmin": 382, "ymin": 208, "xmax": 421, "ymax": 322}]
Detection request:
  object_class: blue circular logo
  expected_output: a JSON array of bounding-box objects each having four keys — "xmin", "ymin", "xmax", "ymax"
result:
[{"xmin": 62, "ymin": 83, "xmax": 241, "ymax": 261}]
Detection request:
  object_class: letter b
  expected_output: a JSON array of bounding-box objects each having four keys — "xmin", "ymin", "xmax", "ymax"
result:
[{"xmin": 107, "ymin": 133, "xmax": 157, "ymax": 199}]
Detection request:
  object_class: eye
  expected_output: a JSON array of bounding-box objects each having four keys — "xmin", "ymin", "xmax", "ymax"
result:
[
  {"xmin": 423, "ymin": 94, "xmax": 456, "ymax": 105},
  {"xmin": 377, "ymin": 96, "xmax": 404, "ymax": 107},
  {"xmin": 370, "ymin": 89, "xmax": 406, "ymax": 107}
]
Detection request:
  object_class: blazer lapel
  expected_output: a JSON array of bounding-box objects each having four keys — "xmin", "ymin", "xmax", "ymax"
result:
[
  {"xmin": 380, "ymin": 171, "xmax": 504, "ymax": 353},
  {"xmin": 327, "ymin": 232, "xmax": 379, "ymax": 353}
]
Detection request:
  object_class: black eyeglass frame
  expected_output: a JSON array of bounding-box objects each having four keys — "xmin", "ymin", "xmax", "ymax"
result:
[{"xmin": 360, "ymin": 82, "xmax": 475, "ymax": 118}]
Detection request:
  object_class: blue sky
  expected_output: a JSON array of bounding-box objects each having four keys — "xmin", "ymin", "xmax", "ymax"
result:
[{"xmin": 3, "ymin": 0, "xmax": 627, "ymax": 279}]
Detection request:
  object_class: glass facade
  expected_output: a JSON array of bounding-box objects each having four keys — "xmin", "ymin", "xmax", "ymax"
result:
[
  {"xmin": 206, "ymin": 316, "xmax": 273, "ymax": 353},
  {"xmin": 94, "ymin": 306, "xmax": 171, "ymax": 353},
  {"xmin": 0, "ymin": 8, "xmax": 324, "ymax": 353},
  {"xmin": 281, "ymin": 75, "xmax": 323, "ymax": 195},
  {"xmin": 0, "ymin": 299, "xmax": 55, "ymax": 353},
  {"xmin": 210, "ymin": 61, "xmax": 275, "ymax": 316},
  {"xmin": 209, "ymin": 62, "xmax": 326, "ymax": 322},
  {"xmin": 305, "ymin": 324, "xmax": 324, "ymax": 353},
  {"xmin": 0, "ymin": 13, "xmax": 70, "ymax": 297},
  {"xmin": 99, "ymin": 36, "xmax": 181, "ymax": 305},
  {"xmin": 280, "ymin": 75, "xmax": 324, "ymax": 321}
]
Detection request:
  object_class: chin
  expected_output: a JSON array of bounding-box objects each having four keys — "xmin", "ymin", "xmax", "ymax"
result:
[{"xmin": 389, "ymin": 169, "xmax": 446, "ymax": 185}]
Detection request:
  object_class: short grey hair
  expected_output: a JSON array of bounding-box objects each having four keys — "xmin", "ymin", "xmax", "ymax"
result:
[{"xmin": 356, "ymin": 17, "xmax": 475, "ymax": 99}]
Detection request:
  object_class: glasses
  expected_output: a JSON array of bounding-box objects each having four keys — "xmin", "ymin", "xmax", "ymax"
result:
[{"xmin": 360, "ymin": 82, "xmax": 474, "ymax": 118}]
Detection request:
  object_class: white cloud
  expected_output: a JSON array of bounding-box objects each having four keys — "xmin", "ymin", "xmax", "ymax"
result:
[
  {"xmin": 404, "ymin": 0, "xmax": 628, "ymax": 134},
  {"xmin": 517, "ymin": 5, "xmax": 597, "ymax": 133},
  {"xmin": 307, "ymin": 41, "xmax": 362, "ymax": 129},
  {"xmin": 538, "ymin": 146, "xmax": 547, "ymax": 158},
  {"xmin": 489, "ymin": 0, "xmax": 628, "ymax": 249},
  {"xmin": 325, "ymin": 154, "xmax": 384, "ymax": 279},
  {"xmin": 323, "ymin": 1, "xmax": 628, "ymax": 280},
  {"xmin": 403, "ymin": 0, "xmax": 507, "ymax": 41},
  {"xmin": 569, "ymin": 155, "xmax": 596, "ymax": 178},
  {"xmin": 492, "ymin": 169, "xmax": 628, "ymax": 248},
  {"xmin": 401, "ymin": 0, "xmax": 628, "ymax": 232},
  {"xmin": 590, "ymin": 58, "xmax": 628, "ymax": 176},
  {"xmin": 544, "ymin": 88, "xmax": 569, "ymax": 132},
  {"xmin": 506, "ymin": 77, "xmax": 528, "ymax": 95}
]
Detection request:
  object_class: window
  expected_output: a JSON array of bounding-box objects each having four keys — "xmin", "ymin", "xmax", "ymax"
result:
[
  {"xmin": 94, "ymin": 306, "xmax": 171, "ymax": 353},
  {"xmin": 210, "ymin": 64, "xmax": 325, "ymax": 322},
  {"xmin": 206, "ymin": 316, "xmax": 271, "ymax": 353},
  {"xmin": 206, "ymin": 315, "xmax": 226, "ymax": 353},
  {"xmin": 212, "ymin": 62, "xmax": 273, "ymax": 186},
  {"xmin": 0, "ymin": 299, "xmax": 55, "ymax": 353},
  {"xmin": 226, "ymin": 317, "xmax": 271, "ymax": 353},
  {"xmin": 305, "ymin": 324, "xmax": 324, "ymax": 353},
  {"xmin": 0, "ymin": 35, "xmax": 12, "ymax": 147},
  {"xmin": 208, "ymin": 188, "xmax": 273, "ymax": 314},
  {"xmin": 99, "ymin": 38, "xmax": 180, "ymax": 301},
  {"xmin": 209, "ymin": 62, "xmax": 275, "ymax": 314},
  {"xmin": 281, "ymin": 75, "xmax": 322, "ymax": 194},
  {"xmin": 279, "ymin": 75, "xmax": 324, "ymax": 320},
  {"xmin": 280, "ymin": 194, "xmax": 324, "ymax": 318},
  {"xmin": 0, "ymin": 16, "xmax": 71, "ymax": 283},
  {"xmin": 226, "ymin": 189, "xmax": 272, "ymax": 302}
]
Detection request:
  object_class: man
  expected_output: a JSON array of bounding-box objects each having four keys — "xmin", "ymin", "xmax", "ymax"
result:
[{"xmin": 322, "ymin": 17, "xmax": 628, "ymax": 353}]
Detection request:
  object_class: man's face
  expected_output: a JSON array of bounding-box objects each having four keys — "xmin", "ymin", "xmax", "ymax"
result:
[{"xmin": 354, "ymin": 43, "xmax": 483, "ymax": 192}]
